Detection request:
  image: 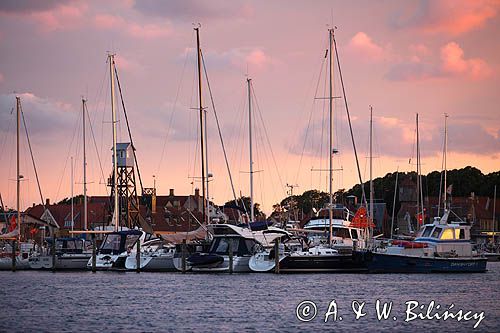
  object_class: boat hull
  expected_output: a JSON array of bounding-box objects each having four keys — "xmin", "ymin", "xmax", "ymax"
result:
[
  {"xmin": 125, "ymin": 254, "xmax": 176, "ymax": 271},
  {"xmin": 278, "ymin": 253, "xmax": 367, "ymax": 273},
  {"xmin": 362, "ymin": 251, "xmax": 487, "ymax": 273},
  {"xmin": 191, "ymin": 256, "xmax": 251, "ymax": 273},
  {"xmin": 86, "ymin": 254, "xmax": 128, "ymax": 271},
  {"xmin": 29, "ymin": 254, "xmax": 92, "ymax": 270},
  {"xmin": 0, "ymin": 256, "xmax": 31, "ymax": 270}
]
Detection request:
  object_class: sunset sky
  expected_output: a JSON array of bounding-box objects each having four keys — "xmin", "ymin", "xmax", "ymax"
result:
[{"xmin": 0, "ymin": 0, "xmax": 499, "ymax": 214}]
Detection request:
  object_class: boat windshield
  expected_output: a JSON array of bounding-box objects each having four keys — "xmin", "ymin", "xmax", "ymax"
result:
[
  {"xmin": 209, "ymin": 237, "xmax": 255, "ymax": 256},
  {"xmin": 100, "ymin": 234, "xmax": 124, "ymax": 254},
  {"xmin": 124, "ymin": 234, "xmax": 140, "ymax": 250},
  {"xmin": 421, "ymin": 226, "xmax": 433, "ymax": 237},
  {"xmin": 431, "ymin": 227, "xmax": 442, "ymax": 238},
  {"xmin": 332, "ymin": 228, "xmax": 351, "ymax": 239}
]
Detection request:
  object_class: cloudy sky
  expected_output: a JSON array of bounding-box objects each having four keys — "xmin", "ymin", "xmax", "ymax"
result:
[{"xmin": 0, "ymin": 0, "xmax": 499, "ymax": 213}]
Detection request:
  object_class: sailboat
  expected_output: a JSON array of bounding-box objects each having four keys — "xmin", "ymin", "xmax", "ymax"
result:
[
  {"xmin": 1, "ymin": 97, "xmax": 34, "ymax": 270},
  {"xmin": 361, "ymin": 115, "xmax": 487, "ymax": 273},
  {"xmin": 29, "ymin": 99, "xmax": 93, "ymax": 270},
  {"xmin": 249, "ymin": 28, "xmax": 367, "ymax": 273},
  {"xmin": 86, "ymin": 54, "xmax": 153, "ymax": 270},
  {"xmin": 185, "ymin": 37, "xmax": 290, "ymax": 272}
]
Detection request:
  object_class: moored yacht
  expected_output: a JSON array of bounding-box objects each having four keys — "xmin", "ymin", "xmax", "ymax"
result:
[
  {"xmin": 87, "ymin": 229, "xmax": 150, "ymax": 270},
  {"xmin": 187, "ymin": 223, "xmax": 288, "ymax": 273},
  {"xmin": 29, "ymin": 237, "xmax": 91, "ymax": 270}
]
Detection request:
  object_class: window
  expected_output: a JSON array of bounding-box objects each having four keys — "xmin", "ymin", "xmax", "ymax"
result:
[
  {"xmin": 455, "ymin": 228, "xmax": 466, "ymax": 239},
  {"xmin": 64, "ymin": 220, "xmax": 73, "ymax": 228},
  {"xmin": 422, "ymin": 226, "xmax": 433, "ymax": 237},
  {"xmin": 431, "ymin": 227, "xmax": 442, "ymax": 238},
  {"xmin": 124, "ymin": 235, "xmax": 140, "ymax": 250},
  {"xmin": 351, "ymin": 229, "xmax": 358, "ymax": 239},
  {"xmin": 440, "ymin": 229, "xmax": 454, "ymax": 240}
]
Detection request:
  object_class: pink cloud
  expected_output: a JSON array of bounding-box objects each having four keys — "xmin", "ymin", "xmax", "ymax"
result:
[
  {"xmin": 347, "ymin": 32, "xmax": 385, "ymax": 62},
  {"xmin": 393, "ymin": 0, "xmax": 500, "ymax": 35},
  {"xmin": 245, "ymin": 49, "xmax": 270, "ymax": 68},
  {"xmin": 0, "ymin": 72, "xmax": 4, "ymax": 83},
  {"xmin": 386, "ymin": 41, "xmax": 492, "ymax": 81},
  {"xmin": 94, "ymin": 14, "xmax": 171, "ymax": 39},
  {"xmin": 29, "ymin": 4, "xmax": 87, "ymax": 32},
  {"xmin": 440, "ymin": 42, "xmax": 492, "ymax": 79}
]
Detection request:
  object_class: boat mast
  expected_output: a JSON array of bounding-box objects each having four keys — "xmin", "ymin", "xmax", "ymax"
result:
[
  {"xmin": 247, "ymin": 78, "xmax": 254, "ymax": 223},
  {"xmin": 82, "ymin": 99, "xmax": 88, "ymax": 230},
  {"xmin": 443, "ymin": 113, "xmax": 448, "ymax": 211},
  {"xmin": 493, "ymin": 185, "xmax": 497, "ymax": 244},
  {"xmin": 390, "ymin": 167, "xmax": 399, "ymax": 239},
  {"xmin": 415, "ymin": 113, "xmax": 420, "ymax": 229},
  {"xmin": 16, "ymin": 96, "xmax": 21, "ymax": 242},
  {"xmin": 369, "ymin": 105, "xmax": 374, "ymax": 241},
  {"xmin": 328, "ymin": 28, "xmax": 334, "ymax": 246},
  {"xmin": 194, "ymin": 27, "xmax": 207, "ymax": 226},
  {"xmin": 109, "ymin": 53, "xmax": 119, "ymax": 232},
  {"xmin": 71, "ymin": 156, "xmax": 74, "ymax": 233}
]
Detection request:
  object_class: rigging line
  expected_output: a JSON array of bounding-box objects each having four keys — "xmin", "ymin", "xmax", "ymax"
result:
[
  {"xmin": 250, "ymin": 82, "xmax": 286, "ymax": 197},
  {"xmin": 85, "ymin": 102, "xmax": 109, "ymax": 196},
  {"xmin": 156, "ymin": 34, "xmax": 193, "ymax": 176},
  {"xmin": 294, "ymin": 56, "xmax": 327, "ymax": 186},
  {"xmin": 200, "ymin": 50, "xmax": 238, "ymax": 203},
  {"xmin": 333, "ymin": 34, "xmax": 367, "ymax": 207},
  {"xmin": 113, "ymin": 62, "xmax": 143, "ymax": 193}
]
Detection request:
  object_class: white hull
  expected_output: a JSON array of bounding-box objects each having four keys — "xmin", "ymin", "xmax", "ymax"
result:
[
  {"xmin": 125, "ymin": 253, "xmax": 176, "ymax": 271},
  {"xmin": 87, "ymin": 253, "xmax": 128, "ymax": 270},
  {"xmin": 29, "ymin": 254, "xmax": 92, "ymax": 270},
  {"xmin": 0, "ymin": 256, "xmax": 30, "ymax": 270},
  {"xmin": 249, "ymin": 251, "xmax": 286, "ymax": 272}
]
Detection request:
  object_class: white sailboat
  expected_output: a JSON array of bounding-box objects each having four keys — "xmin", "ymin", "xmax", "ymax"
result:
[
  {"xmin": 29, "ymin": 99, "xmax": 93, "ymax": 270},
  {"xmin": 249, "ymin": 28, "xmax": 367, "ymax": 273},
  {"xmin": 0, "ymin": 97, "xmax": 37, "ymax": 270}
]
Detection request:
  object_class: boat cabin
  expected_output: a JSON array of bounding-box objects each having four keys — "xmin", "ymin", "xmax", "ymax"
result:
[
  {"xmin": 48, "ymin": 237, "xmax": 87, "ymax": 255},
  {"xmin": 99, "ymin": 230, "xmax": 143, "ymax": 255},
  {"xmin": 415, "ymin": 222, "xmax": 473, "ymax": 257}
]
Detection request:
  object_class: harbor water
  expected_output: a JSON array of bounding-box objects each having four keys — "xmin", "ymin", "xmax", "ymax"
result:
[{"xmin": 1, "ymin": 263, "xmax": 499, "ymax": 332}]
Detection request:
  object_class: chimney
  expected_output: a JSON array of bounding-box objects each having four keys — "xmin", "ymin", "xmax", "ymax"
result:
[
  {"xmin": 194, "ymin": 188, "xmax": 200, "ymax": 197},
  {"xmin": 46, "ymin": 198, "xmax": 50, "ymax": 206},
  {"xmin": 169, "ymin": 189, "xmax": 174, "ymax": 197}
]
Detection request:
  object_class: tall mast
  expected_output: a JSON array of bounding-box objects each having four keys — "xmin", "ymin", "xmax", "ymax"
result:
[
  {"xmin": 416, "ymin": 113, "xmax": 422, "ymax": 228},
  {"xmin": 443, "ymin": 113, "xmax": 448, "ymax": 210},
  {"xmin": 247, "ymin": 78, "xmax": 254, "ymax": 223},
  {"xmin": 109, "ymin": 53, "xmax": 119, "ymax": 232},
  {"xmin": 493, "ymin": 185, "xmax": 497, "ymax": 244},
  {"xmin": 194, "ymin": 27, "xmax": 207, "ymax": 226},
  {"xmin": 16, "ymin": 97, "xmax": 21, "ymax": 241},
  {"xmin": 328, "ymin": 28, "xmax": 334, "ymax": 246},
  {"xmin": 205, "ymin": 109, "xmax": 210, "ymax": 224},
  {"xmin": 82, "ymin": 99, "xmax": 88, "ymax": 230},
  {"xmin": 369, "ymin": 106, "xmax": 374, "ymax": 241},
  {"xmin": 71, "ymin": 156, "xmax": 74, "ymax": 233}
]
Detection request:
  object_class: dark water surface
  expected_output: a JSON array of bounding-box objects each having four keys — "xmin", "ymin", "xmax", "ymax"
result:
[{"xmin": 1, "ymin": 263, "xmax": 499, "ymax": 332}]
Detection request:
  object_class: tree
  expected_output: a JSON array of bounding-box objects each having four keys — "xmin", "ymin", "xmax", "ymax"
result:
[{"xmin": 224, "ymin": 196, "xmax": 265, "ymax": 219}]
